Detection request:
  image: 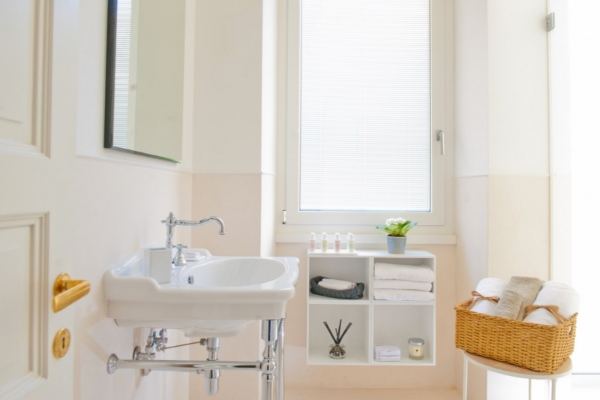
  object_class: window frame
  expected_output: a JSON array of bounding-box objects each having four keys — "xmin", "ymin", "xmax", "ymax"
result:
[{"xmin": 284, "ymin": 0, "xmax": 447, "ymax": 227}]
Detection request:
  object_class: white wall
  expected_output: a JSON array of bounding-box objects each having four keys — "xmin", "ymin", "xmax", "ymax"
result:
[
  {"xmin": 190, "ymin": 0, "xmax": 279, "ymax": 398},
  {"xmin": 560, "ymin": 0, "xmax": 600, "ymax": 374},
  {"xmin": 72, "ymin": 1, "xmax": 195, "ymax": 399},
  {"xmin": 454, "ymin": 0, "xmax": 551, "ymax": 398}
]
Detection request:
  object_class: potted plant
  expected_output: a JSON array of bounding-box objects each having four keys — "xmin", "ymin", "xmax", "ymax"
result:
[{"xmin": 376, "ymin": 218, "xmax": 417, "ymax": 254}]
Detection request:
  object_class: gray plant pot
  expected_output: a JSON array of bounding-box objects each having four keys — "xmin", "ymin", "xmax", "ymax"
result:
[{"xmin": 387, "ymin": 236, "xmax": 407, "ymax": 254}]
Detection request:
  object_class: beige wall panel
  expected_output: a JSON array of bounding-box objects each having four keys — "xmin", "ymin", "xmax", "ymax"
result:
[
  {"xmin": 488, "ymin": 176, "xmax": 550, "ymax": 281},
  {"xmin": 191, "ymin": 174, "xmax": 262, "ymax": 256}
]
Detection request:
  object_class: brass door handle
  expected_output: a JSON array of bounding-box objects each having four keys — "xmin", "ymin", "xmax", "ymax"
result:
[{"xmin": 53, "ymin": 273, "xmax": 91, "ymax": 313}]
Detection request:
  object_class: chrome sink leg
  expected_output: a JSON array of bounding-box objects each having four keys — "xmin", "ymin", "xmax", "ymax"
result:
[
  {"xmin": 261, "ymin": 320, "xmax": 278, "ymax": 400},
  {"xmin": 204, "ymin": 338, "xmax": 220, "ymax": 396},
  {"xmin": 276, "ymin": 316, "xmax": 285, "ymax": 400}
]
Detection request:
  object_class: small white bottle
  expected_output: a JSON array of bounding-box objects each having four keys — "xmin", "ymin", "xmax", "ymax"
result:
[
  {"xmin": 309, "ymin": 232, "xmax": 316, "ymax": 252},
  {"xmin": 347, "ymin": 232, "xmax": 356, "ymax": 253},
  {"xmin": 334, "ymin": 232, "xmax": 341, "ymax": 253},
  {"xmin": 321, "ymin": 232, "xmax": 328, "ymax": 252}
]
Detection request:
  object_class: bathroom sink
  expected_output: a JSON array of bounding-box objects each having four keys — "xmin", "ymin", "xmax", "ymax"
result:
[{"xmin": 103, "ymin": 249, "xmax": 299, "ymax": 337}]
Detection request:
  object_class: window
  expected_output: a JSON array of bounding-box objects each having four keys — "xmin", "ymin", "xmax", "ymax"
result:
[{"xmin": 285, "ymin": 0, "xmax": 446, "ymax": 226}]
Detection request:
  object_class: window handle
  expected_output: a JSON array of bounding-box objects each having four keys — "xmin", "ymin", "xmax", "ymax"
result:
[{"xmin": 436, "ymin": 130, "xmax": 445, "ymax": 155}]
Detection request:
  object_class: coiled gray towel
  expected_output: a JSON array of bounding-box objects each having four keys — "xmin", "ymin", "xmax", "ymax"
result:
[{"xmin": 494, "ymin": 276, "xmax": 544, "ymax": 320}]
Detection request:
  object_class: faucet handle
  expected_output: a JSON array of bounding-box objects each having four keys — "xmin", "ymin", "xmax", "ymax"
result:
[
  {"xmin": 173, "ymin": 244, "xmax": 188, "ymax": 267},
  {"xmin": 161, "ymin": 212, "xmax": 177, "ymax": 225}
]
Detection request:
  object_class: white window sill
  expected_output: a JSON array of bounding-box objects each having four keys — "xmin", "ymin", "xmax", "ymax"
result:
[{"xmin": 275, "ymin": 233, "xmax": 456, "ymax": 245}]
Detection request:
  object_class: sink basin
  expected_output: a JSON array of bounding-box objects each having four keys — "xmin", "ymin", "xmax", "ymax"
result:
[
  {"xmin": 103, "ymin": 249, "xmax": 299, "ymax": 337},
  {"xmin": 189, "ymin": 258, "xmax": 286, "ymax": 287}
]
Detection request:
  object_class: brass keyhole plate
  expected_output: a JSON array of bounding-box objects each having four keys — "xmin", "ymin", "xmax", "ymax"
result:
[{"xmin": 53, "ymin": 328, "xmax": 71, "ymax": 358}]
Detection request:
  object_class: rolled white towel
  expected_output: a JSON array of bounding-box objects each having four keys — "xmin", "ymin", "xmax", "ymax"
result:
[
  {"xmin": 318, "ymin": 278, "xmax": 357, "ymax": 291},
  {"xmin": 470, "ymin": 278, "xmax": 507, "ymax": 315},
  {"xmin": 373, "ymin": 289, "xmax": 434, "ymax": 302},
  {"xmin": 373, "ymin": 279, "xmax": 432, "ymax": 292},
  {"xmin": 523, "ymin": 281, "xmax": 579, "ymax": 325},
  {"xmin": 374, "ymin": 263, "xmax": 434, "ymax": 283}
]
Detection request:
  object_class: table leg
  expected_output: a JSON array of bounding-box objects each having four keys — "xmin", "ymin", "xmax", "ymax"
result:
[
  {"xmin": 528, "ymin": 379, "xmax": 532, "ymax": 400},
  {"xmin": 551, "ymin": 378, "xmax": 557, "ymax": 400},
  {"xmin": 463, "ymin": 353, "xmax": 468, "ymax": 400}
]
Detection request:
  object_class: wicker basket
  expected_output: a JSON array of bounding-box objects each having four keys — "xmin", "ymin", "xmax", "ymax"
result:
[
  {"xmin": 310, "ymin": 276, "xmax": 365, "ymax": 300},
  {"xmin": 455, "ymin": 299, "xmax": 577, "ymax": 373}
]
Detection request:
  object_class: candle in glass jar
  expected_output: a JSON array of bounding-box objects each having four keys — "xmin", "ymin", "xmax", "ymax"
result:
[{"xmin": 408, "ymin": 338, "xmax": 425, "ymax": 360}]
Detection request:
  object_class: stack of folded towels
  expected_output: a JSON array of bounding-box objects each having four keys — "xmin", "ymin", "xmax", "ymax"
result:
[
  {"xmin": 373, "ymin": 263, "xmax": 434, "ymax": 301},
  {"xmin": 374, "ymin": 345, "xmax": 401, "ymax": 362},
  {"xmin": 469, "ymin": 276, "xmax": 579, "ymax": 325}
]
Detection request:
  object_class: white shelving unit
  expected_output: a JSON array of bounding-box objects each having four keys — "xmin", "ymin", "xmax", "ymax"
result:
[{"xmin": 306, "ymin": 250, "xmax": 436, "ymax": 366}]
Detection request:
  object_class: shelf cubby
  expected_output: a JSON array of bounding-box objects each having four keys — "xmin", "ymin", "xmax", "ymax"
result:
[
  {"xmin": 308, "ymin": 256, "xmax": 370, "ymax": 302},
  {"xmin": 307, "ymin": 304, "xmax": 370, "ymax": 365},
  {"xmin": 372, "ymin": 303, "xmax": 435, "ymax": 366}
]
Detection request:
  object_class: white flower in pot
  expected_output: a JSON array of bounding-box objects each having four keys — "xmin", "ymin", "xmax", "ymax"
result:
[{"xmin": 376, "ymin": 218, "xmax": 417, "ymax": 254}]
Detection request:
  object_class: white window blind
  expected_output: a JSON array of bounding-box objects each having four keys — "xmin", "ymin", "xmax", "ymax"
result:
[
  {"xmin": 300, "ymin": 0, "xmax": 431, "ymax": 212},
  {"xmin": 113, "ymin": 0, "xmax": 133, "ymax": 148}
]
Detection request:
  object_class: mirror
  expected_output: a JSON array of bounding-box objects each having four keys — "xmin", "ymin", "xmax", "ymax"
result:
[{"xmin": 104, "ymin": 0, "xmax": 186, "ymax": 162}]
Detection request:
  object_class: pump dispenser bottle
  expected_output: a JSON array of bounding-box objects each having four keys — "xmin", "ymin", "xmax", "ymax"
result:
[
  {"xmin": 321, "ymin": 232, "xmax": 328, "ymax": 252},
  {"xmin": 347, "ymin": 233, "xmax": 356, "ymax": 253},
  {"xmin": 334, "ymin": 232, "xmax": 341, "ymax": 252},
  {"xmin": 309, "ymin": 232, "xmax": 316, "ymax": 252}
]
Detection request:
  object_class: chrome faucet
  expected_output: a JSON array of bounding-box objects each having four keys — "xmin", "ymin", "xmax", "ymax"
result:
[
  {"xmin": 162, "ymin": 212, "xmax": 226, "ymax": 267},
  {"xmin": 161, "ymin": 211, "xmax": 226, "ymax": 249}
]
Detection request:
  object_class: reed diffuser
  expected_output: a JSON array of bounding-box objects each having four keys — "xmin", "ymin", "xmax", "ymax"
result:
[{"xmin": 323, "ymin": 319, "xmax": 353, "ymax": 359}]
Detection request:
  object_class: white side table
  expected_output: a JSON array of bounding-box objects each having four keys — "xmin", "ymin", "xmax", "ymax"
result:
[{"xmin": 462, "ymin": 351, "xmax": 572, "ymax": 400}]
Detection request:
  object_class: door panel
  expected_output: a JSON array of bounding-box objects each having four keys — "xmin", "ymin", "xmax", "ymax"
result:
[
  {"xmin": 0, "ymin": 215, "xmax": 47, "ymax": 398},
  {"xmin": 0, "ymin": 0, "xmax": 77, "ymax": 399}
]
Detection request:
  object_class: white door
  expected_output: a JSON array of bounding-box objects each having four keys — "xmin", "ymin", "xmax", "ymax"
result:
[{"xmin": 0, "ymin": 1, "xmax": 79, "ymax": 399}]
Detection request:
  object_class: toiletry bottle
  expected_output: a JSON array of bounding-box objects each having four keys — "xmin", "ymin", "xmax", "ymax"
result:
[
  {"xmin": 347, "ymin": 233, "xmax": 356, "ymax": 253},
  {"xmin": 334, "ymin": 232, "xmax": 341, "ymax": 252},
  {"xmin": 321, "ymin": 232, "xmax": 328, "ymax": 252},
  {"xmin": 309, "ymin": 232, "xmax": 316, "ymax": 252}
]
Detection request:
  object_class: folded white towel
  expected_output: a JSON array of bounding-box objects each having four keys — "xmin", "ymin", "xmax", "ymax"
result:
[
  {"xmin": 523, "ymin": 281, "xmax": 579, "ymax": 325},
  {"xmin": 373, "ymin": 289, "xmax": 434, "ymax": 302},
  {"xmin": 373, "ymin": 279, "xmax": 432, "ymax": 292},
  {"xmin": 373, "ymin": 263, "xmax": 434, "ymax": 283},
  {"xmin": 470, "ymin": 278, "xmax": 507, "ymax": 315},
  {"xmin": 375, "ymin": 354, "xmax": 401, "ymax": 362},
  {"xmin": 374, "ymin": 345, "xmax": 401, "ymax": 357},
  {"xmin": 318, "ymin": 278, "xmax": 357, "ymax": 291}
]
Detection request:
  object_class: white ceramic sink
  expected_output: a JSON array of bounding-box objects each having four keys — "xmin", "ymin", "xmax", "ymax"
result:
[{"xmin": 103, "ymin": 249, "xmax": 299, "ymax": 337}]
